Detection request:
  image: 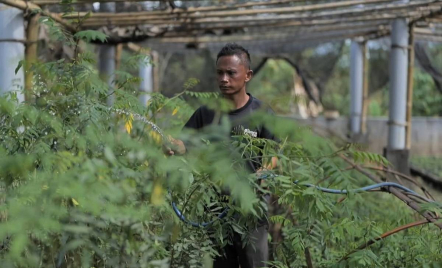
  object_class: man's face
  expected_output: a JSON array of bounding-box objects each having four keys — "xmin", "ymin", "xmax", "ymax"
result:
[{"xmin": 216, "ymin": 55, "xmax": 252, "ymax": 96}]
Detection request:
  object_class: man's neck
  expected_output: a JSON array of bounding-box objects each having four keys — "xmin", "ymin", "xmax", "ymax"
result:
[{"xmin": 225, "ymin": 90, "xmax": 250, "ymax": 110}]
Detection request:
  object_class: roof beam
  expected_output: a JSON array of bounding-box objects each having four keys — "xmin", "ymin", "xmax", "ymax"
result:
[
  {"xmin": 80, "ymin": 13, "xmax": 406, "ymax": 29},
  {"xmin": 0, "ymin": 0, "xmax": 77, "ymax": 32},
  {"xmin": 32, "ymin": 0, "xmax": 308, "ymax": 12},
  {"xmin": 143, "ymin": 27, "xmax": 383, "ymax": 44},
  {"xmin": 63, "ymin": 0, "xmax": 393, "ymax": 20},
  {"xmin": 74, "ymin": 0, "xmax": 440, "ymax": 28}
]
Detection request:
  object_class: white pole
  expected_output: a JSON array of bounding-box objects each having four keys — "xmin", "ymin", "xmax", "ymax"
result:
[
  {"xmin": 350, "ymin": 41, "xmax": 364, "ymax": 135},
  {"xmin": 0, "ymin": 4, "xmax": 25, "ymax": 102},
  {"xmin": 139, "ymin": 56, "xmax": 153, "ymax": 107},
  {"xmin": 388, "ymin": 18, "xmax": 409, "ymax": 150}
]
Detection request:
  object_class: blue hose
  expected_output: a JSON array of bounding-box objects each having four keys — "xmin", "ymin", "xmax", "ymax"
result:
[
  {"xmin": 259, "ymin": 173, "xmax": 422, "ymax": 196},
  {"xmin": 171, "ymin": 173, "xmax": 428, "ymax": 227},
  {"xmin": 171, "ymin": 201, "xmax": 229, "ymax": 227}
]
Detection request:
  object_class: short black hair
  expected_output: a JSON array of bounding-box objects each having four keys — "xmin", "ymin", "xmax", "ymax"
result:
[{"xmin": 216, "ymin": 43, "xmax": 251, "ymax": 70}]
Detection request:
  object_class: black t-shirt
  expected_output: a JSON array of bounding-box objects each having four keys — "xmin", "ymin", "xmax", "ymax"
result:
[{"xmin": 184, "ymin": 93, "xmax": 276, "ymax": 172}]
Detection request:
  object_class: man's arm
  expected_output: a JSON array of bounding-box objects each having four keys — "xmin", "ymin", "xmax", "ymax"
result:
[{"xmin": 163, "ymin": 107, "xmax": 204, "ymax": 156}]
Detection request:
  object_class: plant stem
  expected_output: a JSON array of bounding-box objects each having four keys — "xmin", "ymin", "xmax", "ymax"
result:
[
  {"xmin": 304, "ymin": 247, "xmax": 314, "ymax": 268},
  {"xmin": 340, "ymin": 219, "xmax": 430, "ymax": 261}
]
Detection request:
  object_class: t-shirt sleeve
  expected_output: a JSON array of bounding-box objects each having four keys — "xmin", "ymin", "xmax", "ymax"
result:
[
  {"xmin": 260, "ymin": 107, "xmax": 278, "ymax": 141},
  {"xmin": 261, "ymin": 125, "xmax": 276, "ymax": 141},
  {"xmin": 184, "ymin": 108, "xmax": 202, "ymax": 130}
]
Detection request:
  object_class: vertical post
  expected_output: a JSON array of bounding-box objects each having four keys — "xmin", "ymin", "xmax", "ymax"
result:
[
  {"xmin": 98, "ymin": 2, "xmax": 116, "ymax": 106},
  {"xmin": 361, "ymin": 41, "xmax": 369, "ymax": 134},
  {"xmin": 25, "ymin": 13, "xmax": 40, "ymax": 103},
  {"xmin": 385, "ymin": 18, "xmax": 410, "ymax": 175},
  {"xmin": 139, "ymin": 55, "xmax": 153, "ymax": 107},
  {"xmin": 388, "ymin": 18, "xmax": 409, "ymax": 150},
  {"xmin": 0, "ymin": 4, "xmax": 25, "ymax": 102},
  {"xmin": 350, "ymin": 41, "xmax": 364, "ymax": 135},
  {"xmin": 152, "ymin": 51, "xmax": 160, "ymax": 92},
  {"xmin": 405, "ymin": 24, "xmax": 415, "ymax": 150},
  {"xmin": 115, "ymin": 43, "xmax": 123, "ymax": 71}
]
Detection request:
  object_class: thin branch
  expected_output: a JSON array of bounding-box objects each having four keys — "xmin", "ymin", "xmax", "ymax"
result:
[
  {"xmin": 305, "ymin": 247, "xmax": 314, "ymax": 268},
  {"xmin": 341, "ymin": 219, "xmax": 430, "ymax": 261}
]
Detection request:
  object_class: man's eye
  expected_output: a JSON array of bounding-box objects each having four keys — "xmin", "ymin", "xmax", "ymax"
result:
[{"xmin": 228, "ymin": 71, "xmax": 236, "ymax": 75}]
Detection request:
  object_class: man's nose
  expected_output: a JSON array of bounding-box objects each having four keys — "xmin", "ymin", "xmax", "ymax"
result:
[{"xmin": 220, "ymin": 74, "xmax": 228, "ymax": 82}]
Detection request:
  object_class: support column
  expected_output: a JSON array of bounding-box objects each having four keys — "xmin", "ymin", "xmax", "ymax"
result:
[
  {"xmin": 25, "ymin": 13, "xmax": 40, "ymax": 103},
  {"xmin": 139, "ymin": 56, "xmax": 153, "ymax": 107},
  {"xmin": 98, "ymin": 3, "xmax": 115, "ymax": 106},
  {"xmin": 349, "ymin": 41, "xmax": 364, "ymax": 135},
  {"xmin": 152, "ymin": 51, "xmax": 160, "ymax": 93},
  {"xmin": 385, "ymin": 18, "xmax": 410, "ymax": 174},
  {"xmin": 0, "ymin": 4, "xmax": 25, "ymax": 102},
  {"xmin": 405, "ymin": 24, "xmax": 415, "ymax": 150}
]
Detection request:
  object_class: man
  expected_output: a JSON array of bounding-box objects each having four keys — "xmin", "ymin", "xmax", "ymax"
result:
[{"xmin": 164, "ymin": 43, "xmax": 277, "ymax": 268}]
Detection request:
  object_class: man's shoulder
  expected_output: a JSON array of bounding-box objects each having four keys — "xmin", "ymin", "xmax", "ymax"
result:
[
  {"xmin": 195, "ymin": 105, "xmax": 215, "ymax": 115},
  {"xmin": 250, "ymin": 96, "xmax": 274, "ymax": 114}
]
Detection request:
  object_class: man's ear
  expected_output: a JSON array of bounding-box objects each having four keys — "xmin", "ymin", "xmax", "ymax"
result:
[{"xmin": 245, "ymin": 69, "xmax": 253, "ymax": 83}]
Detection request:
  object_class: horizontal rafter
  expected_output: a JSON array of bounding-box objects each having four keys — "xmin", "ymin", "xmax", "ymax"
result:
[
  {"xmin": 0, "ymin": 0, "xmax": 77, "ymax": 32},
  {"xmin": 63, "ymin": 0, "xmax": 394, "ymax": 20},
  {"xmin": 0, "ymin": 0, "xmax": 441, "ymax": 46}
]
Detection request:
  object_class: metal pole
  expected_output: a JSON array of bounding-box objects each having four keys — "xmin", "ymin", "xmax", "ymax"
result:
[
  {"xmin": 98, "ymin": 2, "xmax": 115, "ymax": 106},
  {"xmin": 388, "ymin": 18, "xmax": 409, "ymax": 150},
  {"xmin": 350, "ymin": 41, "xmax": 364, "ymax": 135},
  {"xmin": 139, "ymin": 56, "xmax": 153, "ymax": 107},
  {"xmin": 0, "ymin": 4, "xmax": 25, "ymax": 102}
]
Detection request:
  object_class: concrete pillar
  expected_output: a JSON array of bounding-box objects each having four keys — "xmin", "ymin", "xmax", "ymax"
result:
[
  {"xmin": 139, "ymin": 56, "xmax": 153, "ymax": 107},
  {"xmin": 350, "ymin": 41, "xmax": 364, "ymax": 135},
  {"xmin": 0, "ymin": 4, "xmax": 25, "ymax": 102},
  {"xmin": 388, "ymin": 18, "xmax": 409, "ymax": 150},
  {"xmin": 98, "ymin": 2, "xmax": 116, "ymax": 106},
  {"xmin": 385, "ymin": 18, "xmax": 410, "ymax": 175}
]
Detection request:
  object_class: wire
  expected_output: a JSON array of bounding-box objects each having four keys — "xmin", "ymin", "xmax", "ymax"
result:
[
  {"xmin": 172, "ymin": 173, "xmax": 433, "ymax": 228},
  {"xmin": 171, "ymin": 202, "xmax": 229, "ymax": 228}
]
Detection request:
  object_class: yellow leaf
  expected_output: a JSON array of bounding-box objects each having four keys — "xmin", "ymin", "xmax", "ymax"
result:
[
  {"xmin": 149, "ymin": 130, "xmax": 162, "ymax": 145},
  {"xmin": 172, "ymin": 107, "xmax": 179, "ymax": 116},
  {"xmin": 124, "ymin": 114, "xmax": 134, "ymax": 134},
  {"xmin": 42, "ymin": 185, "xmax": 49, "ymax": 190},
  {"xmin": 72, "ymin": 198, "xmax": 79, "ymax": 206},
  {"xmin": 151, "ymin": 183, "xmax": 164, "ymax": 205}
]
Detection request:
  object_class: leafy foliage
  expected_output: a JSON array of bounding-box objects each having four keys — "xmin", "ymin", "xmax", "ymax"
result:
[{"xmin": 74, "ymin": 30, "xmax": 108, "ymax": 43}]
